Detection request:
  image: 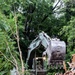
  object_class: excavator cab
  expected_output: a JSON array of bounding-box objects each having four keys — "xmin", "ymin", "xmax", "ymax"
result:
[{"xmin": 32, "ymin": 57, "xmax": 47, "ymax": 70}]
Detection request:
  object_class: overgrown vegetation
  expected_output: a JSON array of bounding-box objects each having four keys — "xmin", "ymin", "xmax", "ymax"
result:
[{"xmin": 0, "ymin": 0, "xmax": 75, "ymax": 75}]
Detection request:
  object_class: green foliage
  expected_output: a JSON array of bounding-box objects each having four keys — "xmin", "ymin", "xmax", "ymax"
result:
[
  {"xmin": 60, "ymin": 16, "xmax": 75, "ymax": 50},
  {"xmin": 59, "ymin": 16, "xmax": 75, "ymax": 65},
  {"xmin": 0, "ymin": 12, "xmax": 19, "ymax": 75},
  {"xmin": 0, "ymin": 0, "xmax": 75, "ymax": 74}
]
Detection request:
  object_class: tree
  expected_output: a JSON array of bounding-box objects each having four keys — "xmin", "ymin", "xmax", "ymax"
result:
[
  {"xmin": 0, "ymin": 1, "xmax": 25, "ymax": 74},
  {"xmin": 60, "ymin": 16, "xmax": 75, "ymax": 51},
  {"xmin": 56, "ymin": 0, "xmax": 75, "ymax": 64},
  {"xmin": 64, "ymin": 0, "xmax": 75, "ymax": 21},
  {"xmin": 0, "ymin": 0, "xmax": 74, "ymax": 75}
]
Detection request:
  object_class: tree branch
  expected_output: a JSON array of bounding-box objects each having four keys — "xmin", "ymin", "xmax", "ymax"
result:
[
  {"xmin": 5, "ymin": 40, "xmax": 20, "ymax": 75},
  {"xmin": 0, "ymin": 51, "xmax": 20, "ymax": 75},
  {"xmin": 52, "ymin": 0, "xmax": 61, "ymax": 10},
  {"xmin": 53, "ymin": 1, "xmax": 63, "ymax": 12},
  {"xmin": 14, "ymin": 11, "xmax": 24, "ymax": 75},
  {"xmin": 0, "ymin": 51, "xmax": 16, "ymax": 66},
  {"xmin": 41, "ymin": 0, "xmax": 61, "ymax": 22}
]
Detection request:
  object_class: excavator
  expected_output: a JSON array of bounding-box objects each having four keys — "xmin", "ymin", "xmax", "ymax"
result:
[
  {"xmin": 10, "ymin": 31, "xmax": 67, "ymax": 75},
  {"xmin": 10, "ymin": 31, "xmax": 75, "ymax": 75},
  {"xmin": 26, "ymin": 31, "xmax": 66, "ymax": 70}
]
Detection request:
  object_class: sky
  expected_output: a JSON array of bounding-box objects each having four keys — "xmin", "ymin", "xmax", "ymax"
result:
[{"xmin": 53, "ymin": 0, "xmax": 65, "ymax": 18}]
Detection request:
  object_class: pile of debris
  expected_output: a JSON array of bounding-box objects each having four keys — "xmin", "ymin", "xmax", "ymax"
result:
[
  {"xmin": 64, "ymin": 54, "xmax": 75, "ymax": 75},
  {"xmin": 55, "ymin": 54, "xmax": 75, "ymax": 75}
]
